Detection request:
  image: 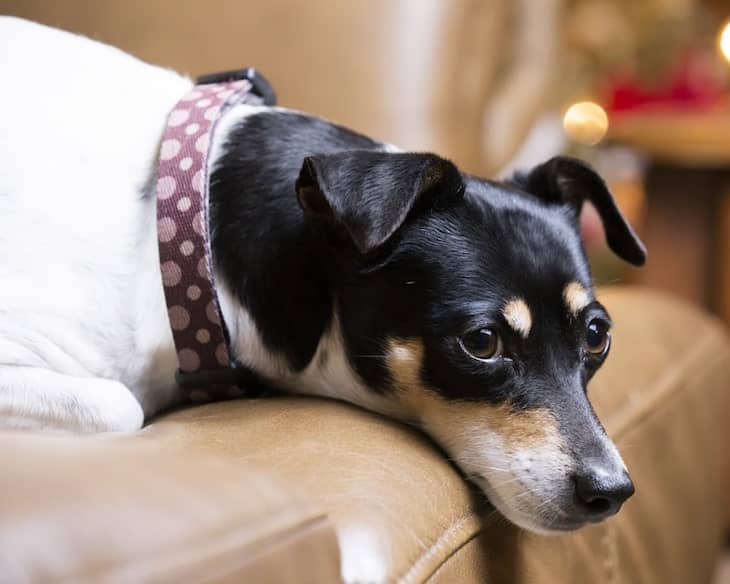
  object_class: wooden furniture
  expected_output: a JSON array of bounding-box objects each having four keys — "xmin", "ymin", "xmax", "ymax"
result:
[{"xmin": 609, "ymin": 110, "xmax": 730, "ymax": 323}]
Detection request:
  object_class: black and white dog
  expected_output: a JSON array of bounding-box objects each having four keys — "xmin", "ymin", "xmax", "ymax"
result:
[{"xmin": 1, "ymin": 18, "xmax": 644, "ymax": 536}]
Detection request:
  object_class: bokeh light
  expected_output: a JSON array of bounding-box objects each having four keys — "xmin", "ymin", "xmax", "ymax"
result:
[
  {"xmin": 719, "ymin": 20, "xmax": 730, "ymax": 63},
  {"xmin": 562, "ymin": 101, "xmax": 609, "ymax": 146}
]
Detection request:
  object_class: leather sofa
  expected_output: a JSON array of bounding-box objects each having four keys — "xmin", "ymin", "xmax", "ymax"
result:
[
  {"xmin": 2, "ymin": 2, "xmax": 729, "ymax": 582},
  {"xmin": 2, "ymin": 288, "xmax": 728, "ymax": 582}
]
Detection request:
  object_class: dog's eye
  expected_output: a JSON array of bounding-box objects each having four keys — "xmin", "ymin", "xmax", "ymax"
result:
[
  {"xmin": 460, "ymin": 328, "xmax": 502, "ymax": 361},
  {"xmin": 586, "ymin": 319, "xmax": 610, "ymax": 355}
]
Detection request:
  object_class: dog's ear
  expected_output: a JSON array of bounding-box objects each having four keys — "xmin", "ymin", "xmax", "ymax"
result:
[
  {"xmin": 296, "ymin": 151, "xmax": 464, "ymax": 254},
  {"xmin": 517, "ymin": 156, "xmax": 646, "ymax": 266}
]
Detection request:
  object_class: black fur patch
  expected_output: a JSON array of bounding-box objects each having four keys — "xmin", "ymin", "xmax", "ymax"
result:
[
  {"xmin": 210, "ymin": 111, "xmax": 379, "ymax": 370},
  {"xmin": 209, "ymin": 108, "xmax": 641, "ymax": 454}
]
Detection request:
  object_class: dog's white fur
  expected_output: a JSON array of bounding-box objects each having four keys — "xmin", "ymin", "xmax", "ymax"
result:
[{"xmin": 0, "ymin": 17, "xmax": 382, "ymax": 432}]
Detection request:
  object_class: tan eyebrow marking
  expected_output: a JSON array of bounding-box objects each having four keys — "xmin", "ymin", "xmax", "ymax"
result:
[
  {"xmin": 563, "ymin": 281, "xmax": 591, "ymax": 316},
  {"xmin": 502, "ymin": 298, "xmax": 532, "ymax": 338}
]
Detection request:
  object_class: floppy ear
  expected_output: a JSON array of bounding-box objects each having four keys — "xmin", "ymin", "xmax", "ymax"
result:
[
  {"xmin": 518, "ymin": 156, "xmax": 647, "ymax": 266},
  {"xmin": 295, "ymin": 150, "xmax": 464, "ymax": 254}
]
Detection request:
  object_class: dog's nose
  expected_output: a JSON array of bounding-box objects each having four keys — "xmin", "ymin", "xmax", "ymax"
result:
[{"xmin": 573, "ymin": 467, "xmax": 634, "ymax": 520}]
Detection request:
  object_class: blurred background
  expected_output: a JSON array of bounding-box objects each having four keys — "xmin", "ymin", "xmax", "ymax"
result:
[{"xmin": 2, "ymin": 0, "xmax": 730, "ymax": 324}]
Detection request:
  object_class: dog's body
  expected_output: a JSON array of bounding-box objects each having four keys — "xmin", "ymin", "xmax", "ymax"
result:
[
  {"xmin": 1, "ymin": 16, "xmax": 646, "ymax": 543},
  {"xmin": 1, "ymin": 17, "xmax": 198, "ymax": 428}
]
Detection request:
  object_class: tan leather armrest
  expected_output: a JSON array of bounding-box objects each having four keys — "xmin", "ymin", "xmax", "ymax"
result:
[
  {"xmin": 0, "ymin": 432, "xmax": 341, "ymax": 583},
  {"xmin": 1, "ymin": 287, "xmax": 727, "ymax": 583},
  {"xmin": 146, "ymin": 287, "xmax": 730, "ymax": 583}
]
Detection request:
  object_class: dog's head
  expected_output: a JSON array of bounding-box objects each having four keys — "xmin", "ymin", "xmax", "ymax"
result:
[{"xmin": 296, "ymin": 151, "xmax": 645, "ymax": 533}]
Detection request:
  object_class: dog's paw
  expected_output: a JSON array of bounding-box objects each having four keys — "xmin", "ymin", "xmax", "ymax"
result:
[
  {"xmin": 96, "ymin": 390, "xmax": 144, "ymax": 433},
  {"xmin": 338, "ymin": 526, "xmax": 389, "ymax": 584},
  {"xmin": 0, "ymin": 367, "xmax": 145, "ymax": 434}
]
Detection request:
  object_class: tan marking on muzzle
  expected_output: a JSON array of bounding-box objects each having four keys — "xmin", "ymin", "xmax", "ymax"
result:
[
  {"xmin": 385, "ymin": 337, "xmax": 577, "ymax": 530},
  {"xmin": 563, "ymin": 281, "xmax": 590, "ymax": 316},
  {"xmin": 385, "ymin": 337, "xmax": 560, "ymax": 450},
  {"xmin": 502, "ymin": 298, "xmax": 532, "ymax": 339}
]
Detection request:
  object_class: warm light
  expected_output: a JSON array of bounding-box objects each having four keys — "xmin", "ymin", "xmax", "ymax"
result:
[
  {"xmin": 720, "ymin": 20, "xmax": 730, "ymax": 63},
  {"xmin": 562, "ymin": 101, "xmax": 609, "ymax": 146}
]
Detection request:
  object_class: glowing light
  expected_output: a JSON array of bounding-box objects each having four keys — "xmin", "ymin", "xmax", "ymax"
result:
[
  {"xmin": 720, "ymin": 20, "xmax": 730, "ymax": 63},
  {"xmin": 562, "ymin": 101, "xmax": 609, "ymax": 146}
]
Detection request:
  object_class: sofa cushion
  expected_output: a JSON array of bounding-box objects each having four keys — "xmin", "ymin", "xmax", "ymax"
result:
[{"xmin": 0, "ymin": 432, "xmax": 341, "ymax": 583}]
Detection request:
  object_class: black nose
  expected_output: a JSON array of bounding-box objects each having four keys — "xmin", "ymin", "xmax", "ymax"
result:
[{"xmin": 574, "ymin": 468, "xmax": 635, "ymax": 520}]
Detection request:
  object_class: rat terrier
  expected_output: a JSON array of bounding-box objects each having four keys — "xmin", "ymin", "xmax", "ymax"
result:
[{"xmin": 1, "ymin": 17, "xmax": 645, "ymax": 534}]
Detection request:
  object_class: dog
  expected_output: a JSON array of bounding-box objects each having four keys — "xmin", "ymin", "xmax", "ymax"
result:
[{"xmin": 1, "ymin": 17, "xmax": 645, "ymax": 535}]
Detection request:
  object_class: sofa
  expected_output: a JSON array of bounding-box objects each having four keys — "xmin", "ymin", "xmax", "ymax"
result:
[
  {"xmin": 2, "ymin": 2, "xmax": 729, "ymax": 582},
  {"xmin": 1, "ymin": 287, "xmax": 728, "ymax": 582}
]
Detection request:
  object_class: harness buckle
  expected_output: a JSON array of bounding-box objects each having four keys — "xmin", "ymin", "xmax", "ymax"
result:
[{"xmin": 195, "ymin": 67, "xmax": 277, "ymax": 106}]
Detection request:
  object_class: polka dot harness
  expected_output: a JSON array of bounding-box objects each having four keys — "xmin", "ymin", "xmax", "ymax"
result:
[{"xmin": 156, "ymin": 69, "xmax": 275, "ymax": 403}]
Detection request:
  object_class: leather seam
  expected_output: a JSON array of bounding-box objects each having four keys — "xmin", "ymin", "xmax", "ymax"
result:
[
  {"xmin": 396, "ymin": 511, "xmax": 481, "ymax": 584},
  {"xmin": 422, "ymin": 530, "xmax": 482, "ymax": 584},
  {"xmin": 601, "ymin": 519, "xmax": 618, "ymax": 584}
]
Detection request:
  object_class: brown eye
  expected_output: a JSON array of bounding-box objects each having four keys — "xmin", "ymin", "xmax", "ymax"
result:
[
  {"xmin": 460, "ymin": 328, "xmax": 502, "ymax": 360},
  {"xmin": 586, "ymin": 319, "xmax": 610, "ymax": 355}
]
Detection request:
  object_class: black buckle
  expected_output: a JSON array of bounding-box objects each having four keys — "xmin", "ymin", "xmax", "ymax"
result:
[
  {"xmin": 175, "ymin": 362, "xmax": 263, "ymax": 393},
  {"xmin": 195, "ymin": 67, "xmax": 276, "ymax": 106},
  {"xmin": 175, "ymin": 367, "xmax": 240, "ymax": 390}
]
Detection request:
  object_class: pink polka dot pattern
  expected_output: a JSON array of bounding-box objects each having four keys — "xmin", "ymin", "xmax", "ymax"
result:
[
  {"xmin": 191, "ymin": 170, "xmax": 204, "ymax": 193},
  {"xmin": 167, "ymin": 109, "xmax": 190, "ymax": 127},
  {"xmin": 180, "ymin": 90, "xmax": 203, "ymax": 102},
  {"xmin": 160, "ymin": 140, "xmax": 181, "ymax": 161},
  {"xmin": 215, "ymin": 343, "xmax": 228, "ymax": 366},
  {"xmin": 180, "ymin": 240, "xmax": 194, "ymax": 256},
  {"xmin": 197, "ymin": 257, "xmax": 208, "ymax": 279},
  {"xmin": 158, "ymin": 217, "xmax": 176, "ymax": 242},
  {"xmin": 206, "ymin": 301, "xmax": 220, "ymax": 325},
  {"xmin": 168, "ymin": 305, "xmax": 191, "ymax": 330},
  {"xmin": 178, "ymin": 348, "xmax": 201, "ymax": 371},
  {"xmin": 192, "ymin": 212, "xmax": 204, "ymax": 235},
  {"xmin": 195, "ymin": 134, "xmax": 209, "ymax": 153},
  {"xmin": 204, "ymin": 106, "xmax": 219, "ymax": 121},
  {"xmin": 156, "ymin": 79, "xmax": 263, "ymax": 402},
  {"xmin": 157, "ymin": 176, "xmax": 176, "ymax": 199},
  {"xmin": 161, "ymin": 261, "xmax": 182, "ymax": 287}
]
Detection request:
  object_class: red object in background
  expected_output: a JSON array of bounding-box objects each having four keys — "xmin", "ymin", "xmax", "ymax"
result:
[{"xmin": 603, "ymin": 50, "xmax": 728, "ymax": 115}]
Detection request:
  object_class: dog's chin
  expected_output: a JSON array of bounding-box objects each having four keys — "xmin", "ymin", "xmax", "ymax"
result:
[
  {"xmin": 472, "ymin": 475, "xmax": 589, "ymax": 535},
  {"xmin": 506, "ymin": 516, "xmax": 589, "ymax": 536}
]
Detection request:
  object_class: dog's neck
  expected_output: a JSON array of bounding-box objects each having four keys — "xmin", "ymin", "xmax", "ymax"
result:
[
  {"xmin": 204, "ymin": 108, "xmax": 343, "ymax": 369},
  {"xmin": 190, "ymin": 105, "xmax": 398, "ymax": 416}
]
